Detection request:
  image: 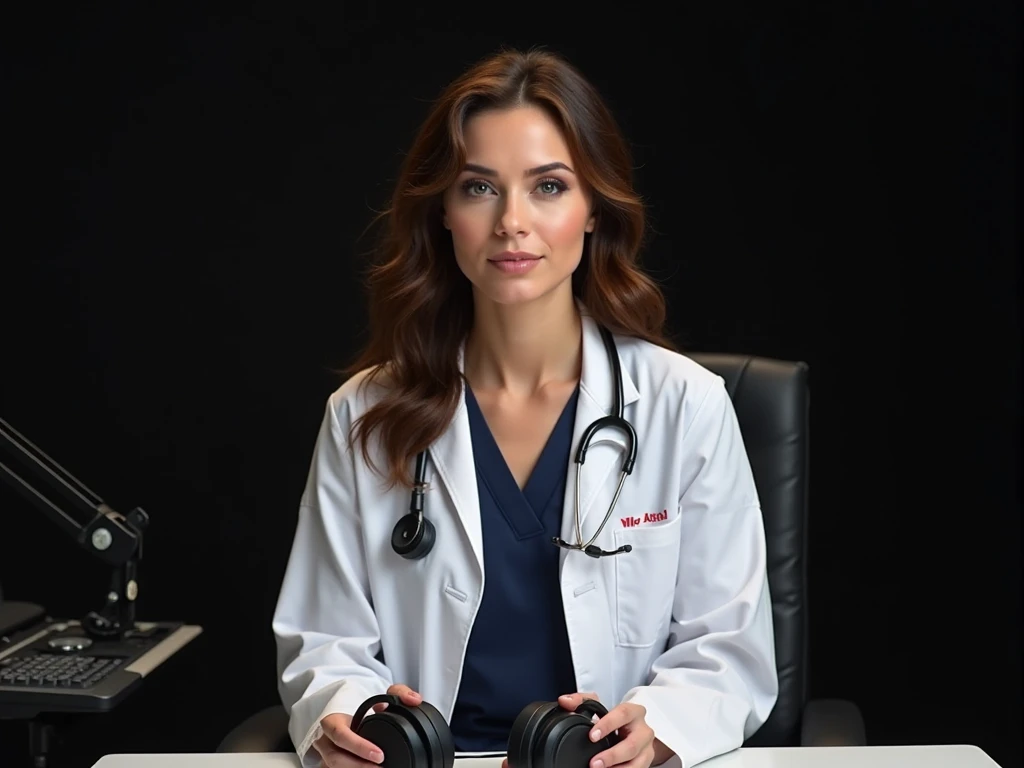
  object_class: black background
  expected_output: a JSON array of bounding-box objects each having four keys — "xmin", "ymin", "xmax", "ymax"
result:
[{"xmin": 2, "ymin": 3, "xmax": 1021, "ymax": 767}]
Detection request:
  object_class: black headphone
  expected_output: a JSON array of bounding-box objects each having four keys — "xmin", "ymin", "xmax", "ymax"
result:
[
  {"xmin": 392, "ymin": 324, "xmax": 633, "ymax": 561},
  {"xmin": 349, "ymin": 694, "xmax": 454, "ymax": 768},
  {"xmin": 351, "ymin": 695, "xmax": 619, "ymax": 768},
  {"xmin": 507, "ymin": 699, "xmax": 621, "ymax": 768}
]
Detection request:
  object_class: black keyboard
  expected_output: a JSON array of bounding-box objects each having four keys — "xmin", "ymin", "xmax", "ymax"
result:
[
  {"xmin": 0, "ymin": 618, "xmax": 201, "ymax": 719},
  {"xmin": 0, "ymin": 653, "xmax": 123, "ymax": 689}
]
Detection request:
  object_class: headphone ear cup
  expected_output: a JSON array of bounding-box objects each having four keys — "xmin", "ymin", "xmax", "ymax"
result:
[
  {"xmin": 507, "ymin": 702, "xmax": 560, "ymax": 768},
  {"xmin": 407, "ymin": 700, "xmax": 455, "ymax": 768},
  {"xmin": 351, "ymin": 697, "xmax": 454, "ymax": 768},
  {"xmin": 391, "ymin": 514, "xmax": 435, "ymax": 559},
  {"xmin": 509, "ymin": 700, "xmax": 618, "ymax": 768}
]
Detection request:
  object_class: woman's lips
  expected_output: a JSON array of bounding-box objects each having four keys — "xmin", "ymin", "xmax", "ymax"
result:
[{"xmin": 488, "ymin": 251, "xmax": 542, "ymax": 274}]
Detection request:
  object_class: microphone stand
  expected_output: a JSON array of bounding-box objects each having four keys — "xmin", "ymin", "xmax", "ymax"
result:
[
  {"xmin": 0, "ymin": 417, "xmax": 168, "ymax": 768},
  {"xmin": 0, "ymin": 416, "xmax": 147, "ymax": 641}
]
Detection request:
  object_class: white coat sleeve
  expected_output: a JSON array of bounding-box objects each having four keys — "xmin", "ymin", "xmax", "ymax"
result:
[
  {"xmin": 272, "ymin": 394, "xmax": 393, "ymax": 766},
  {"xmin": 622, "ymin": 378, "xmax": 779, "ymax": 768}
]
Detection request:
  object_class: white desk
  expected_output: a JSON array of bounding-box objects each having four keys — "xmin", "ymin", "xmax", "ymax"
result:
[{"xmin": 91, "ymin": 745, "xmax": 1003, "ymax": 768}]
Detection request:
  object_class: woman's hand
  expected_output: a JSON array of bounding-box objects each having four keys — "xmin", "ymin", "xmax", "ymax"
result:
[
  {"xmin": 558, "ymin": 692, "xmax": 674, "ymax": 768},
  {"xmin": 314, "ymin": 684, "xmax": 423, "ymax": 767}
]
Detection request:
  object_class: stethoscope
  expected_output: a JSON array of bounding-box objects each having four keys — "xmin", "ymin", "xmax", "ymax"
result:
[{"xmin": 391, "ymin": 324, "xmax": 636, "ymax": 561}]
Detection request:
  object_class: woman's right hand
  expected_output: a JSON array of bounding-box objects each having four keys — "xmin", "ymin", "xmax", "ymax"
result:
[{"xmin": 314, "ymin": 684, "xmax": 423, "ymax": 767}]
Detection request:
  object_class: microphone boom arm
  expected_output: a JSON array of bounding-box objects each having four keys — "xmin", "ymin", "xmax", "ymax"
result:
[{"xmin": 0, "ymin": 416, "xmax": 148, "ymax": 639}]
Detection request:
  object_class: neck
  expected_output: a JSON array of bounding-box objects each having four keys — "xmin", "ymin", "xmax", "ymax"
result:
[{"xmin": 463, "ymin": 291, "xmax": 582, "ymax": 396}]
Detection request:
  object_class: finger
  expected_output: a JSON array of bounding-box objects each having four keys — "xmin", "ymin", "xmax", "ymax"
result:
[
  {"xmin": 314, "ymin": 736, "xmax": 378, "ymax": 768},
  {"xmin": 619, "ymin": 744, "xmax": 657, "ymax": 768},
  {"xmin": 501, "ymin": 760, "xmax": 509, "ymax": 768},
  {"xmin": 590, "ymin": 703, "xmax": 645, "ymax": 741},
  {"xmin": 590, "ymin": 726, "xmax": 655, "ymax": 768},
  {"xmin": 595, "ymin": 743, "xmax": 657, "ymax": 768},
  {"xmin": 386, "ymin": 683, "xmax": 423, "ymax": 705},
  {"xmin": 320, "ymin": 722, "xmax": 384, "ymax": 764},
  {"xmin": 558, "ymin": 692, "xmax": 598, "ymax": 710}
]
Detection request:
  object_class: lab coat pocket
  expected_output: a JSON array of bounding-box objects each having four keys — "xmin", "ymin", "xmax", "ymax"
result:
[{"xmin": 612, "ymin": 514, "xmax": 682, "ymax": 648}]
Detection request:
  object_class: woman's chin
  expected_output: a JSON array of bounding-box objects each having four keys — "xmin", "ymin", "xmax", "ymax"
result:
[{"xmin": 468, "ymin": 277, "xmax": 541, "ymax": 305}]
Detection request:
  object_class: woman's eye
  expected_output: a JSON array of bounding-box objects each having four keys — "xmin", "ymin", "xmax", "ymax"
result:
[
  {"xmin": 461, "ymin": 178, "xmax": 567, "ymax": 197},
  {"xmin": 538, "ymin": 179, "xmax": 567, "ymax": 195},
  {"xmin": 462, "ymin": 180, "xmax": 492, "ymax": 196}
]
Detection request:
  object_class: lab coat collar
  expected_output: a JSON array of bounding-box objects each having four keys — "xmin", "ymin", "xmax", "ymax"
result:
[
  {"xmin": 426, "ymin": 388, "xmax": 484, "ymax": 575},
  {"xmin": 577, "ymin": 308, "xmax": 641, "ymax": 416}
]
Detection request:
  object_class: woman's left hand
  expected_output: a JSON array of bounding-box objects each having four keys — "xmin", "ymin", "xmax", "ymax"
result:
[
  {"xmin": 555, "ymin": 692, "xmax": 667, "ymax": 768},
  {"xmin": 499, "ymin": 692, "xmax": 674, "ymax": 768}
]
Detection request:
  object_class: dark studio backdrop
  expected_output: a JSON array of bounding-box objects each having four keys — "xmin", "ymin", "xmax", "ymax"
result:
[{"xmin": 1, "ymin": 3, "xmax": 1021, "ymax": 767}]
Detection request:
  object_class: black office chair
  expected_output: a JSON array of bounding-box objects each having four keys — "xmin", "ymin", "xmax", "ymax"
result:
[
  {"xmin": 217, "ymin": 354, "xmax": 865, "ymax": 753},
  {"xmin": 689, "ymin": 354, "xmax": 864, "ymax": 747}
]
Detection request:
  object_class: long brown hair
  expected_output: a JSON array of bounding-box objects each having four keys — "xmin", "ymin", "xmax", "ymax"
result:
[{"xmin": 347, "ymin": 47, "xmax": 674, "ymax": 489}]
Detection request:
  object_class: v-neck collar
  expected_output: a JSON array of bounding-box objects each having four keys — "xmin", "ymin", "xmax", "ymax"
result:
[{"xmin": 464, "ymin": 383, "xmax": 580, "ymax": 540}]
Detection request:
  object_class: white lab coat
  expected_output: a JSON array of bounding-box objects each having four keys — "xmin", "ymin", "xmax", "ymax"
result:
[{"xmin": 273, "ymin": 312, "xmax": 779, "ymax": 768}]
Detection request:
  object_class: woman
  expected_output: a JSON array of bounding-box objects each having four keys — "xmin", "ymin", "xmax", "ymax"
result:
[{"xmin": 273, "ymin": 48, "xmax": 778, "ymax": 768}]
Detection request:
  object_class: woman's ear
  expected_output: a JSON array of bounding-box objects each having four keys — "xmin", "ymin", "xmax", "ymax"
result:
[{"xmin": 585, "ymin": 213, "xmax": 596, "ymax": 233}]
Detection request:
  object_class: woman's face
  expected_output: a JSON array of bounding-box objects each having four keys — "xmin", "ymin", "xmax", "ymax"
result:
[{"xmin": 442, "ymin": 105, "xmax": 595, "ymax": 308}]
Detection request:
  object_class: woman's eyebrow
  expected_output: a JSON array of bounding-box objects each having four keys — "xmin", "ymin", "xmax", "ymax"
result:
[{"xmin": 461, "ymin": 161, "xmax": 575, "ymax": 177}]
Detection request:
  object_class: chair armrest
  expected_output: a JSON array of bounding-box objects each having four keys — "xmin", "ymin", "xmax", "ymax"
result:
[
  {"xmin": 800, "ymin": 698, "xmax": 866, "ymax": 746},
  {"xmin": 217, "ymin": 704, "xmax": 292, "ymax": 753}
]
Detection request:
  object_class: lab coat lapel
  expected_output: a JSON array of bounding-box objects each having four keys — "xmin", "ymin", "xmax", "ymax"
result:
[
  {"xmin": 559, "ymin": 314, "xmax": 641, "ymax": 552},
  {"xmin": 426, "ymin": 354, "xmax": 484, "ymax": 575}
]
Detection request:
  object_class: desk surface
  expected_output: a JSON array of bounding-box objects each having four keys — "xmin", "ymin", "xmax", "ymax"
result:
[{"xmin": 91, "ymin": 745, "xmax": 1002, "ymax": 768}]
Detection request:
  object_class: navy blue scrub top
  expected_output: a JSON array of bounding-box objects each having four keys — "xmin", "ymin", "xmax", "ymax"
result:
[{"xmin": 447, "ymin": 384, "xmax": 580, "ymax": 752}]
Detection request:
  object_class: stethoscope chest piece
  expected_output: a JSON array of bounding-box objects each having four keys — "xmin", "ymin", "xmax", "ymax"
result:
[
  {"xmin": 393, "ymin": 450, "xmax": 435, "ymax": 560},
  {"xmin": 391, "ymin": 511, "xmax": 434, "ymax": 560},
  {"xmin": 507, "ymin": 700, "xmax": 620, "ymax": 768}
]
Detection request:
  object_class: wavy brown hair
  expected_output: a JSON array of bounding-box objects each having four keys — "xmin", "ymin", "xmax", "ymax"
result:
[{"xmin": 347, "ymin": 47, "xmax": 674, "ymax": 489}]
